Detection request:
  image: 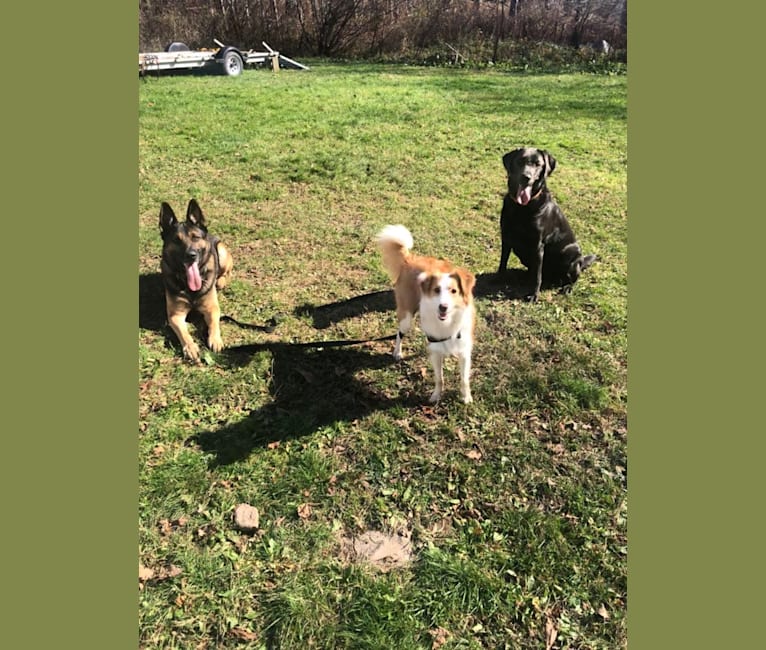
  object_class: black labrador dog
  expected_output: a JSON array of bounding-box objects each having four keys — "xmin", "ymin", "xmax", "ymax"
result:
[{"xmin": 497, "ymin": 147, "xmax": 596, "ymax": 302}]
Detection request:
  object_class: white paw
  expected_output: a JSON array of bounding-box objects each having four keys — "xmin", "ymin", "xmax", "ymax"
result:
[{"xmin": 429, "ymin": 390, "xmax": 441, "ymax": 403}]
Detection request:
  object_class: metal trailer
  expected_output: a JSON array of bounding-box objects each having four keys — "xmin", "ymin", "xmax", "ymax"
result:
[{"xmin": 139, "ymin": 39, "xmax": 308, "ymax": 77}]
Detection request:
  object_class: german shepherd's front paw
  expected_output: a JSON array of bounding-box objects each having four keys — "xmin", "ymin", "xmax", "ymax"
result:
[
  {"xmin": 208, "ymin": 333, "xmax": 224, "ymax": 353},
  {"xmin": 429, "ymin": 389, "xmax": 442, "ymax": 404},
  {"xmin": 461, "ymin": 390, "xmax": 473, "ymax": 404},
  {"xmin": 183, "ymin": 341, "xmax": 201, "ymax": 362}
]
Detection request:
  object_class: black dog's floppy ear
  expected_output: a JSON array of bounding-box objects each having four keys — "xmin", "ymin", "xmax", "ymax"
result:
[
  {"xmin": 502, "ymin": 149, "xmax": 523, "ymax": 173},
  {"xmin": 542, "ymin": 150, "xmax": 557, "ymax": 177},
  {"xmin": 159, "ymin": 202, "xmax": 178, "ymax": 235},
  {"xmin": 186, "ymin": 199, "xmax": 208, "ymax": 230}
]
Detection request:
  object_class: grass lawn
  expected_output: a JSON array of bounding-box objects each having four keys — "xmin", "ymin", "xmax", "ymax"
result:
[{"xmin": 139, "ymin": 61, "xmax": 627, "ymax": 649}]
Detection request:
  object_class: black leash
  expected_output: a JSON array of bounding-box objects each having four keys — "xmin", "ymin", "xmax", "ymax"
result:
[
  {"xmin": 284, "ymin": 333, "xmax": 398, "ymax": 349},
  {"xmin": 221, "ymin": 313, "xmax": 397, "ymax": 351},
  {"xmin": 221, "ymin": 314, "xmax": 280, "ymax": 333},
  {"xmin": 224, "ymin": 333, "xmax": 397, "ymax": 356}
]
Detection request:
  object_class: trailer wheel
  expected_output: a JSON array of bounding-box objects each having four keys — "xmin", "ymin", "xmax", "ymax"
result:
[{"xmin": 221, "ymin": 51, "xmax": 244, "ymax": 77}]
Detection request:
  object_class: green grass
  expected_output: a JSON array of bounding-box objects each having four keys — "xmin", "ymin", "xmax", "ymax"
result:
[{"xmin": 139, "ymin": 62, "xmax": 626, "ymax": 649}]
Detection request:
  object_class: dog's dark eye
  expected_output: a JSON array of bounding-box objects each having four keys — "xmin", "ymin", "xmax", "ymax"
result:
[{"xmin": 451, "ymin": 288, "xmax": 458, "ymax": 294}]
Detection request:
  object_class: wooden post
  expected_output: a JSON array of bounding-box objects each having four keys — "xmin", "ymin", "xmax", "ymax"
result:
[{"xmin": 262, "ymin": 41, "xmax": 280, "ymax": 73}]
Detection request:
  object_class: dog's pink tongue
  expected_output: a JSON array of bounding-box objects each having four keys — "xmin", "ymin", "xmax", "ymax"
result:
[
  {"xmin": 186, "ymin": 261, "xmax": 202, "ymax": 291},
  {"xmin": 516, "ymin": 186, "xmax": 532, "ymax": 205}
]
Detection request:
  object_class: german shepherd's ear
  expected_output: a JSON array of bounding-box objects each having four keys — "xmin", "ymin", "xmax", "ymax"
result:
[
  {"xmin": 541, "ymin": 150, "xmax": 557, "ymax": 177},
  {"xmin": 159, "ymin": 202, "xmax": 178, "ymax": 237},
  {"xmin": 186, "ymin": 199, "xmax": 208, "ymax": 230},
  {"xmin": 502, "ymin": 149, "xmax": 522, "ymax": 173},
  {"xmin": 452, "ymin": 269, "xmax": 476, "ymax": 303}
]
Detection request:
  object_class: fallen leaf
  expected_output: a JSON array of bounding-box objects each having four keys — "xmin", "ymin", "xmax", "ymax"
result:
[
  {"xmin": 230, "ymin": 627, "xmax": 258, "ymax": 641},
  {"xmin": 267, "ymin": 441, "xmax": 280, "ymax": 450},
  {"xmin": 139, "ymin": 564, "xmax": 154, "ymax": 582},
  {"xmin": 429, "ymin": 626, "xmax": 450, "ymax": 649},
  {"xmin": 465, "ymin": 449, "xmax": 482, "ymax": 461},
  {"xmin": 156, "ymin": 565, "xmax": 183, "ymax": 580},
  {"xmin": 297, "ymin": 503, "xmax": 312, "ymax": 520},
  {"xmin": 419, "ymin": 406, "xmax": 438, "ymax": 421},
  {"xmin": 598, "ymin": 604, "xmax": 610, "ymax": 620},
  {"xmin": 545, "ymin": 617, "xmax": 558, "ymax": 650}
]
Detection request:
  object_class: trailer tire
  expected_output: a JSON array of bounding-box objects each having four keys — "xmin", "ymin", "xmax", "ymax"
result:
[{"xmin": 220, "ymin": 50, "xmax": 244, "ymax": 77}]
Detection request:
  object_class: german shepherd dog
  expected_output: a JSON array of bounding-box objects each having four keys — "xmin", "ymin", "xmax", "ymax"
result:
[
  {"xmin": 497, "ymin": 147, "xmax": 597, "ymax": 302},
  {"xmin": 159, "ymin": 199, "xmax": 234, "ymax": 362},
  {"xmin": 377, "ymin": 225, "xmax": 476, "ymax": 404}
]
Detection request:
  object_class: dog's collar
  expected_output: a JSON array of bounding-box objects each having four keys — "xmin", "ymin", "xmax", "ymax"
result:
[{"xmin": 427, "ymin": 331, "xmax": 462, "ymax": 344}]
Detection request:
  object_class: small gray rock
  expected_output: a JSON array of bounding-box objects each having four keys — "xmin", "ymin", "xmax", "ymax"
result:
[{"xmin": 233, "ymin": 503, "xmax": 260, "ymax": 531}]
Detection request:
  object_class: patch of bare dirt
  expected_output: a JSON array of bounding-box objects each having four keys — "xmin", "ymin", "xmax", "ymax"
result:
[{"xmin": 339, "ymin": 529, "xmax": 413, "ymax": 572}]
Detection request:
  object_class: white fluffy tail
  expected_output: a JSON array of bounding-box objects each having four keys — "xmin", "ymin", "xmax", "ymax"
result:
[{"xmin": 376, "ymin": 224, "xmax": 413, "ymax": 252}]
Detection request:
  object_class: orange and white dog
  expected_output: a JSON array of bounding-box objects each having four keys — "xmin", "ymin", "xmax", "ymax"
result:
[{"xmin": 376, "ymin": 224, "xmax": 476, "ymax": 404}]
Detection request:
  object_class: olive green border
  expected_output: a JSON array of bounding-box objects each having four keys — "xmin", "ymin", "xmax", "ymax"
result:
[
  {"xmin": 4, "ymin": 5, "xmax": 137, "ymax": 647},
  {"xmin": 629, "ymin": 3, "xmax": 761, "ymax": 648}
]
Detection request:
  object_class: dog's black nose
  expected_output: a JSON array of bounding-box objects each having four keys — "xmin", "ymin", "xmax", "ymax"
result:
[
  {"xmin": 185, "ymin": 249, "xmax": 198, "ymax": 262},
  {"xmin": 439, "ymin": 304, "xmax": 448, "ymax": 314}
]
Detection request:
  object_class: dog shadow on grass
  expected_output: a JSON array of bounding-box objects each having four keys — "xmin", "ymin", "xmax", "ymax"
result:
[
  {"xmin": 194, "ymin": 341, "xmax": 418, "ymax": 466},
  {"xmin": 152, "ymin": 269, "xmax": 531, "ymax": 466},
  {"xmin": 139, "ymin": 272, "xmax": 167, "ymax": 332},
  {"xmin": 295, "ymin": 270, "xmax": 531, "ymax": 329}
]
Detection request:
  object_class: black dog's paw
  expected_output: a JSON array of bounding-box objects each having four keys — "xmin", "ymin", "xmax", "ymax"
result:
[{"xmin": 559, "ymin": 285, "xmax": 573, "ymax": 295}]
